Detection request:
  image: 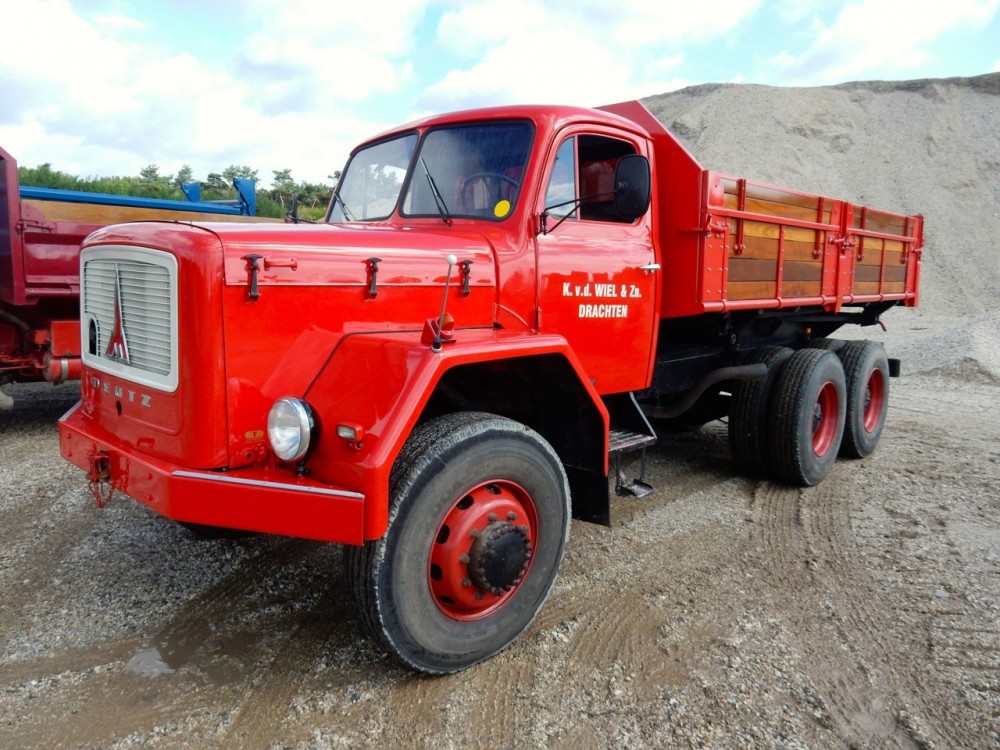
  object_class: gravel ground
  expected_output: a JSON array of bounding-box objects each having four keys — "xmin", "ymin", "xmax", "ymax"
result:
[{"xmin": 2, "ymin": 74, "xmax": 999, "ymax": 748}]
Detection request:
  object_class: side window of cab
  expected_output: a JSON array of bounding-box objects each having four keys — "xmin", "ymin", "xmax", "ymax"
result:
[
  {"xmin": 543, "ymin": 134, "xmax": 639, "ymax": 225},
  {"xmin": 544, "ymin": 138, "xmax": 577, "ymax": 220}
]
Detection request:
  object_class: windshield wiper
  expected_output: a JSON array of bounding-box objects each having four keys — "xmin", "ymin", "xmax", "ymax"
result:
[
  {"xmin": 420, "ymin": 157, "xmax": 451, "ymax": 225},
  {"xmin": 331, "ymin": 190, "xmax": 355, "ymax": 221}
]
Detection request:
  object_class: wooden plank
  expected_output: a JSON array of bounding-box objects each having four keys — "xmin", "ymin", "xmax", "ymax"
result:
[
  {"xmin": 854, "ymin": 265, "xmax": 907, "ymax": 283},
  {"xmin": 783, "ymin": 260, "xmax": 823, "ymax": 282},
  {"xmin": 729, "ymin": 257, "xmax": 776, "ymax": 282},
  {"xmin": 728, "ymin": 280, "xmax": 776, "ymax": 300},
  {"xmin": 737, "ymin": 234, "xmax": 820, "ymax": 262},
  {"xmin": 722, "ymin": 178, "xmax": 825, "ymax": 212},
  {"xmin": 721, "ymin": 195, "xmax": 823, "ymax": 223},
  {"xmin": 853, "ymin": 281, "xmax": 882, "ymax": 295},
  {"xmin": 782, "ymin": 279, "xmax": 822, "ymax": 297},
  {"xmin": 729, "ymin": 258, "xmax": 822, "ymax": 284},
  {"xmin": 726, "ymin": 279, "xmax": 822, "ymax": 301},
  {"xmin": 854, "ymin": 210, "xmax": 910, "ymax": 236},
  {"xmin": 856, "ymin": 248, "xmax": 904, "ymax": 266},
  {"xmin": 741, "ymin": 220, "xmax": 818, "ymax": 244},
  {"xmin": 23, "ymin": 199, "xmax": 278, "ymax": 225}
]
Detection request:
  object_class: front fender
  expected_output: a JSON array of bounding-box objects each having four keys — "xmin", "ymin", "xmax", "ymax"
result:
[{"xmin": 301, "ymin": 328, "xmax": 608, "ymax": 540}]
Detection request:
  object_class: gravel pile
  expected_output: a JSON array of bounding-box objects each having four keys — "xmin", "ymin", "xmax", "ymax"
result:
[{"xmin": 644, "ymin": 73, "xmax": 1000, "ymax": 321}]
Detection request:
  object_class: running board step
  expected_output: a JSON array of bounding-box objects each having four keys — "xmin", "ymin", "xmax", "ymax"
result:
[
  {"xmin": 604, "ymin": 392, "xmax": 658, "ymax": 499},
  {"xmin": 609, "ymin": 428, "xmax": 657, "ymax": 455}
]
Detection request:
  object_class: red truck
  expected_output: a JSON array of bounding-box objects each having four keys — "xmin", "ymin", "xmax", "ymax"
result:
[
  {"xmin": 59, "ymin": 101, "xmax": 923, "ymax": 673},
  {"xmin": 0, "ymin": 145, "xmax": 261, "ymax": 405}
]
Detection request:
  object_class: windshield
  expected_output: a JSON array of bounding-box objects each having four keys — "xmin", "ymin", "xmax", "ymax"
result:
[
  {"xmin": 402, "ymin": 121, "xmax": 534, "ymax": 221},
  {"xmin": 329, "ymin": 133, "xmax": 417, "ymax": 221}
]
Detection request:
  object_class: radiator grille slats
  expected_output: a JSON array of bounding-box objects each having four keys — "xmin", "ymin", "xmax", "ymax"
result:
[{"xmin": 81, "ymin": 251, "xmax": 177, "ymax": 390}]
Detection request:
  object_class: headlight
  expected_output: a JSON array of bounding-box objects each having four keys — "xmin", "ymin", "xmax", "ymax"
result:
[{"xmin": 267, "ymin": 398, "xmax": 315, "ymax": 462}]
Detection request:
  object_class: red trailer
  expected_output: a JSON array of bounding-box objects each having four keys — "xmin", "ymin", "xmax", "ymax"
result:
[
  {"xmin": 0, "ymin": 145, "xmax": 263, "ymax": 403},
  {"xmin": 60, "ymin": 101, "xmax": 922, "ymax": 672}
]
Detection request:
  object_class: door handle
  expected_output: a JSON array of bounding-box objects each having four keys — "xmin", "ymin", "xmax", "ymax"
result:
[{"xmin": 638, "ymin": 263, "xmax": 661, "ymax": 272}]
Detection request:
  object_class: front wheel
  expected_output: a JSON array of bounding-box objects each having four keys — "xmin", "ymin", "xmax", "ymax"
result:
[{"xmin": 345, "ymin": 412, "xmax": 570, "ymax": 673}]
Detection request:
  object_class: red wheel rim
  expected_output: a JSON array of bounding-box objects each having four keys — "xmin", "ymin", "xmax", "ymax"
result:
[
  {"xmin": 428, "ymin": 479, "xmax": 537, "ymax": 621},
  {"xmin": 862, "ymin": 368, "xmax": 885, "ymax": 433},
  {"xmin": 812, "ymin": 381, "xmax": 839, "ymax": 456}
]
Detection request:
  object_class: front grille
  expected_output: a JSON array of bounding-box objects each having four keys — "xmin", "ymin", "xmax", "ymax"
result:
[{"xmin": 81, "ymin": 247, "xmax": 178, "ymax": 391}]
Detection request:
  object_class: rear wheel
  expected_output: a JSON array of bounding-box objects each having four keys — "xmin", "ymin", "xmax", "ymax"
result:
[
  {"xmin": 838, "ymin": 340, "xmax": 889, "ymax": 458},
  {"xmin": 729, "ymin": 346, "xmax": 794, "ymax": 478},
  {"xmin": 767, "ymin": 349, "xmax": 846, "ymax": 486},
  {"xmin": 345, "ymin": 412, "xmax": 570, "ymax": 674}
]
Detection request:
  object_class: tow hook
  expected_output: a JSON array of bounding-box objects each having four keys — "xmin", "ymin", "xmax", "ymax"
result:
[{"xmin": 86, "ymin": 450, "xmax": 114, "ymax": 508}]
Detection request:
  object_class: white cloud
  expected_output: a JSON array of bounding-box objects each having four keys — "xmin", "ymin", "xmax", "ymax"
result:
[
  {"xmin": 0, "ymin": 0, "xmax": 415, "ymax": 185},
  {"xmin": 765, "ymin": 0, "xmax": 1000, "ymax": 85},
  {"xmin": 609, "ymin": 0, "xmax": 763, "ymax": 46},
  {"xmin": 425, "ymin": 0, "xmax": 741, "ymax": 112},
  {"xmin": 3, "ymin": 0, "xmax": 996, "ymax": 190},
  {"xmin": 772, "ymin": 0, "xmax": 828, "ymax": 24}
]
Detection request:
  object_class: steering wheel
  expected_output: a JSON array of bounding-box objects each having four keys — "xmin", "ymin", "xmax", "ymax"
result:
[{"xmin": 460, "ymin": 172, "xmax": 520, "ymax": 211}]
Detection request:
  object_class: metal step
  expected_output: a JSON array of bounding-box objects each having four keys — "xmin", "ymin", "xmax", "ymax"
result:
[{"xmin": 609, "ymin": 428, "xmax": 656, "ymax": 455}]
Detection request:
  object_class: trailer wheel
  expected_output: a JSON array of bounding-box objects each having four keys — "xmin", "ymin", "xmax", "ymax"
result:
[
  {"xmin": 344, "ymin": 412, "xmax": 570, "ymax": 674},
  {"xmin": 729, "ymin": 346, "xmax": 794, "ymax": 477},
  {"xmin": 767, "ymin": 349, "xmax": 846, "ymax": 486},
  {"xmin": 837, "ymin": 340, "xmax": 889, "ymax": 458}
]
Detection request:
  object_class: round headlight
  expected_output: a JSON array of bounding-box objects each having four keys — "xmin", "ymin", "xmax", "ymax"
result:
[{"xmin": 267, "ymin": 398, "xmax": 315, "ymax": 462}]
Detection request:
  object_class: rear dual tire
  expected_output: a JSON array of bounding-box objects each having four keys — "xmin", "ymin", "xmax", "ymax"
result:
[
  {"xmin": 838, "ymin": 340, "xmax": 889, "ymax": 458},
  {"xmin": 767, "ymin": 349, "xmax": 847, "ymax": 487},
  {"xmin": 729, "ymin": 346, "xmax": 794, "ymax": 477}
]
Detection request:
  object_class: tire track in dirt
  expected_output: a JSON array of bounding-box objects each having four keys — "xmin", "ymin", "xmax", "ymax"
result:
[
  {"xmin": 746, "ymin": 476, "xmax": 939, "ymax": 748},
  {"xmin": 0, "ymin": 536, "xmax": 328, "ymax": 748},
  {"xmin": 871, "ymin": 375, "xmax": 1000, "ymax": 741},
  {"xmin": 216, "ymin": 585, "xmax": 354, "ymax": 748},
  {"xmin": 0, "ymin": 490, "xmax": 100, "ymax": 643}
]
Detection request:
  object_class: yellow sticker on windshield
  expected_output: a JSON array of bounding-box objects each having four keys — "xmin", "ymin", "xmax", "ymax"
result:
[{"xmin": 494, "ymin": 199, "xmax": 511, "ymax": 218}]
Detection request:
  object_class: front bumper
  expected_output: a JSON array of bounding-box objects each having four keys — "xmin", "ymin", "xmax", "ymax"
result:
[{"xmin": 59, "ymin": 403, "xmax": 366, "ymax": 544}]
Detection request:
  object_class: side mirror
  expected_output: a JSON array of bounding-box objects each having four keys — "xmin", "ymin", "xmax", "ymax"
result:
[{"xmin": 614, "ymin": 154, "xmax": 651, "ymax": 220}]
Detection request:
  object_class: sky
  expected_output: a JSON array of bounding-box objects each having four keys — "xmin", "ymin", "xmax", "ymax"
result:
[{"xmin": 2, "ymin": 0, "xmax": 998, "ymax": 189}]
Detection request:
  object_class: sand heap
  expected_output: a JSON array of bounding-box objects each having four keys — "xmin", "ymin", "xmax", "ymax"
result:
[{"xmin": 642, "ymin": 73, "xmax": 1000, "ymax": 320}]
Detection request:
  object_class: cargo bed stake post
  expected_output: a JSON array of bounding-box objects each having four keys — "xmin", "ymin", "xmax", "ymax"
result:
[{"xmin": 432, "ymin": 254, "xmax": 458, "ymax": 352}]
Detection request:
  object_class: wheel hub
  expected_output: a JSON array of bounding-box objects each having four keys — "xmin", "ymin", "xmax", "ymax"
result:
[
  {"xmin": 468, "ymin": 522, "xmax": 532, "ymax": 596},
  {"xmin": 428, "ymin": 479, "xmax": 538, "ymax": 620}
]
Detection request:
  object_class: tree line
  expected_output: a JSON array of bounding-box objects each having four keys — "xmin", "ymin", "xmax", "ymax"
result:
[{"xmin": 18, "ymin": 162, "xmax": 338, "ymax": 221}]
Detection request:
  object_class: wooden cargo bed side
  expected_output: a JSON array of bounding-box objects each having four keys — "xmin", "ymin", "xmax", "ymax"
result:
[{"xmin": 700, "ymin": 171, "xmax": 922, "ymax": 313}]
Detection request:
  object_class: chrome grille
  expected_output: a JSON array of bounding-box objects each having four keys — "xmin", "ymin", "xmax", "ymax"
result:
[{"xmin": 81, "ymin": 247, "xmax": 178, "ymax": 391}]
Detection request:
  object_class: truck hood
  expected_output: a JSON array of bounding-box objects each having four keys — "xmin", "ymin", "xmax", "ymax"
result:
[{"xmin": 210, "ymin": 222, "xmax": 497, "ymax": 301}]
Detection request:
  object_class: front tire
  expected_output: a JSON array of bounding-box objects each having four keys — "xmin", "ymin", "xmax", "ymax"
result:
[{"xmin": 345, "ymin": 412, "xmax": 570, "ymax": 674}]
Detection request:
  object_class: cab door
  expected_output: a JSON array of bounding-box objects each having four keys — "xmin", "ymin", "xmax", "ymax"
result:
[{"xmin": 534, "ymin": 129, "xmax": 659, "ymax": 394}]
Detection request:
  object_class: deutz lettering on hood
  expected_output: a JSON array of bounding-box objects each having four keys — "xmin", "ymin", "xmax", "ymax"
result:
[{"xmin": 215, "ymin": 223, "xmax": 497, "ymax": 292}]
